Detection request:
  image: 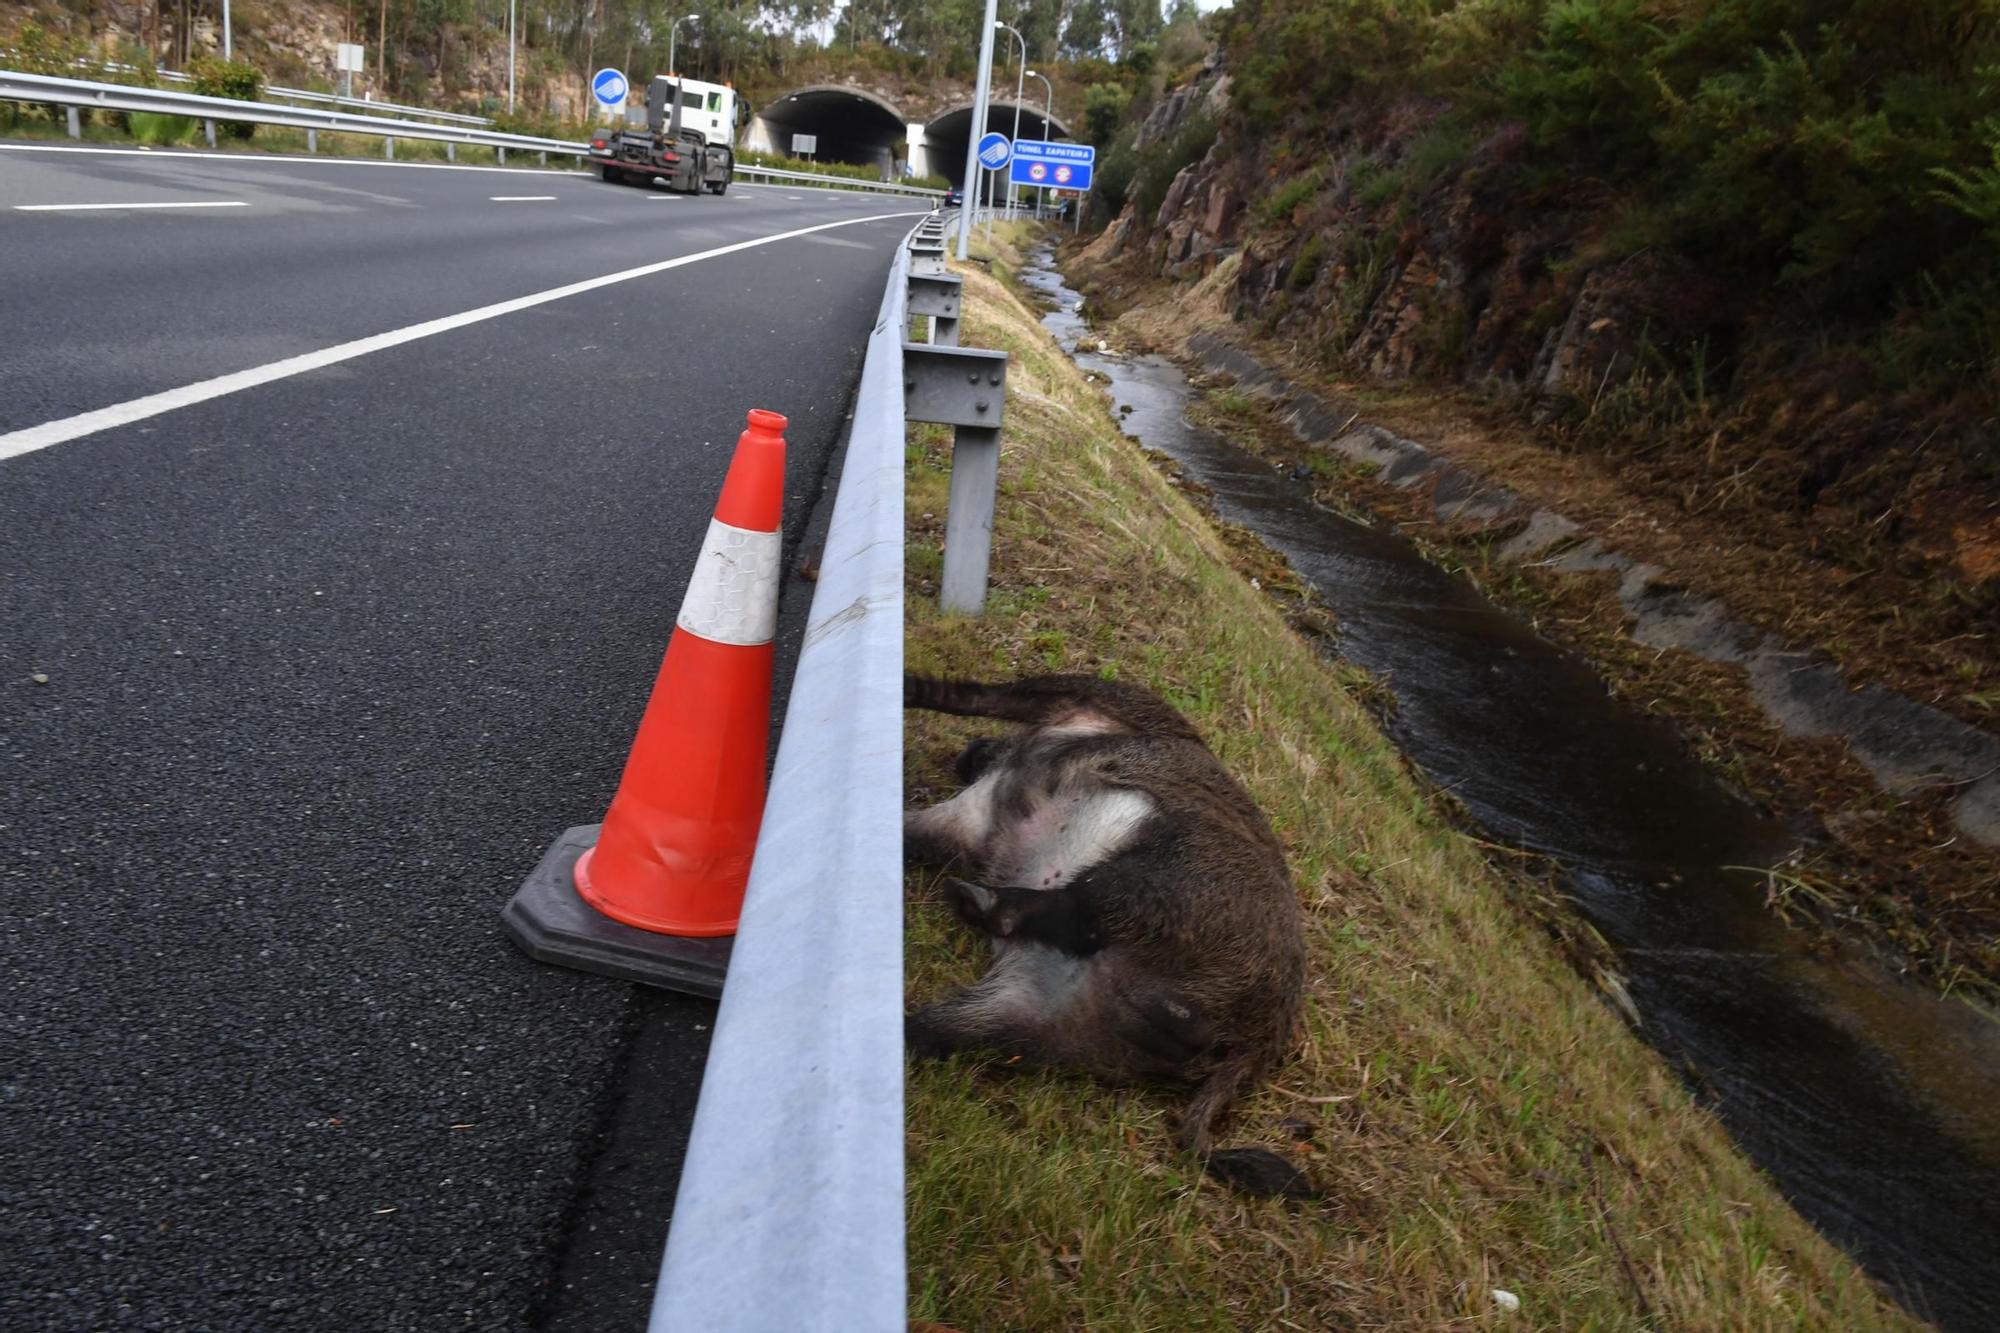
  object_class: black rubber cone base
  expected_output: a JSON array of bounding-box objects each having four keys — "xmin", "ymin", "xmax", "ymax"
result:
[{"xmin": 502, "ymin": 824, "xmax": 733, "ymax": 998}]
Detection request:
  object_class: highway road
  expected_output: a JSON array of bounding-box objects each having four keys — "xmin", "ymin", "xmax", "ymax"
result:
[{"xmin": 0, "ymin": 143, "xmax": 926, "ymax": 1329}]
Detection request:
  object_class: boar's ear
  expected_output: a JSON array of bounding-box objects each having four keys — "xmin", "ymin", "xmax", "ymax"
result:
[{"xmin": 954, "ymin": 735, "xmax": 1007, "ymax": 785}]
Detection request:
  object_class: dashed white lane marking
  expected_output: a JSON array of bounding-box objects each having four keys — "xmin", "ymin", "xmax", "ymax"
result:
[
  {"xmin": 14, "ymin": 200, "xmax": 249, "ymax": 212},
  {"xmin": 785, "ymin": 195, "xmax": 804, "ymax": 201},
  {"xmin": 0, "ymin": 207, "xmax": 927, "ymax": 462},
  {"xmin": 0, "ymin": 142, "xmax": 588, "ymax": 176},
  {"xmin": 489, "ymin": 195, "xmax": 556, "ymax": 201}
]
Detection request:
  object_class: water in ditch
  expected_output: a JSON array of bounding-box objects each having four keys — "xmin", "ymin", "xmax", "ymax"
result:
[{"xmin": 1020, "ymin": 249, "xmax": 2000, "ymax": 1330}]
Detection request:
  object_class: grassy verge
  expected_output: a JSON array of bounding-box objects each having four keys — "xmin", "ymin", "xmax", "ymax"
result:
[{"xmin": 901, "ymin": 227, "xmax": 1907, "ymax": 1328}]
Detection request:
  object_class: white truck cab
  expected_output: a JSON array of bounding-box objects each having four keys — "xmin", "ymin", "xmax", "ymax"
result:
[{"xmin": 649, "ymin": 76, "xmax": 738, "ymax": 147}]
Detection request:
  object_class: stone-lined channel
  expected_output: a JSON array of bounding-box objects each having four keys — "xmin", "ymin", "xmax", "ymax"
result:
[{"xmin": 1022, "ymin": 248, "xmax": 2000, "ymax": 1330}]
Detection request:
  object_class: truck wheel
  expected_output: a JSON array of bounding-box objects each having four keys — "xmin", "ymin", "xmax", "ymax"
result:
[
  {"xmin": 600, "ymin": 165, "xmax": 620, "ymax": 184},
  {"xmin": 709, "ymin": 179, "xmax": 728, "ymax": 195}
]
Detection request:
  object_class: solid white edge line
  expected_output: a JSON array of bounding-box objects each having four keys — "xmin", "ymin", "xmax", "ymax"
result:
[
  {"xmin": 0, "ymin": 207, "xmax": 925, "ymax": 462},
  {"xmin": 488, "ymin": 195, "xmax": 557, "ymax": 201},
  {"xmin": 14, "ymin": 200, "xmax": 249, "ymax": 211},
  {"xmin": 0, "ymin": 142, "xmax": 588, "ymax": 177}
]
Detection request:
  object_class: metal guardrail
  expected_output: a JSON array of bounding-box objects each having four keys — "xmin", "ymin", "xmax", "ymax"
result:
[
  {"xmin": 647, "ymin": 225, "xmax": 922, "ymax": 1331},
  {"xmin": 648, "ymin": 214, "xmax": 1008, "ymax": 1327},
  {"xmin": 734, "ymin": 162, "xmax": 944, "ymax": 198},
  {"xmin": 4, "ymin": 69, "xmax": 952, "ymax": 196},
  {"xmin": 162, "ymin": 70, "xmax": 496, "ymax": 127},
  {"xmin": 1, "ymin": 69, "xmax": 583, "ymax": 158},
  {"xmin": 3, "ymin": 53, "xmax": 494, "ymax": 125}
]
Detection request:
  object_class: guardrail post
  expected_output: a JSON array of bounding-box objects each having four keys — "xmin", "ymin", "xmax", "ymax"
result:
[
  {"xmin": 445, "ymin": 142, "xmax": 455, "ymax": 162},
  {"xmin": 903, "ymin": 343, "xmax": 1008, "ymax": 614},
  {"xmin": 307, "ymin": 128, "xmax": 317, "ymax": 153},
  {"xmin": 65, "ymin": 105, "xmax": 80, "ymax": 138},
  {"xmin": 498, "ymin": 146, "xmax": 507, "ymax": 165},
  {"xmin": 203, "ymin": 118, "xmax": 216, "ymax": 148},
  {"xmin": 385, "ymin": 136, "xmax": 394, "ymax": 159},
  {"xmin": 538, "ymin": 150, "xmax": 547, "ymax": 165},
  {"xmin": 908, "ymin": 273, "xmax": 963, "ymax": 348},
  {"xmin": 909, "ymin": 238, "xmax": 947, "ymax": 277}
]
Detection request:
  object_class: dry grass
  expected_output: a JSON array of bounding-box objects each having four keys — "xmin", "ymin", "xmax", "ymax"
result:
[{"xmin": 900, "ymin": 230, "xmax": 1910, "ymax": 1330}]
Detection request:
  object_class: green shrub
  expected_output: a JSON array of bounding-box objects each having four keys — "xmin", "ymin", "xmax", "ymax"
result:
[
  {"xmin": 189, "ymin": 58, "xmax": 263, "ymax": 139},
  {"xmin": 1133, "ymin": 113, "xmax": 1216, "ymax": 221},
  {"xmin": 1260, "ymin": 167, "xmax": 1323, "ymax": 225},
  {"xmin": 1350, "ymin": 154, "xmax": 1405, "ymax": 207},
  {"xmin": 1221, "ymin": 0, "xmax": 2000, "ymax": 382},
  {"xmin": 1091, "ymin": 133, "xmax": 1140, "ymax": 227},
  {"xmin": 8, "ymin": 22, "xmax": 78, "ymax": 77},
  {"xmin": 1406, "ymin": 117, "xmax": 1475, "ymax": 186},
  {"xmin": 1084, "ymin": 82, "xmax": 1132, "ymax": 147},
  {"xmin": 1288, "ymin": 234, "xmax": 1328, "ymax": 288},
  {"xmin": 129, "ymin": 112, "xmax": 198, "ymax": 145}
]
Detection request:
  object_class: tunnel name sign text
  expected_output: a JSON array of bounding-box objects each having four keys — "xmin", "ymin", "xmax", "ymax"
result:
[{"xmin": 1010, "ymin": 140, "xmax": 1095, "ymax": 192}]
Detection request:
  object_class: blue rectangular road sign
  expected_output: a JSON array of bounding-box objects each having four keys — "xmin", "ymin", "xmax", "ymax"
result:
[{"xmin": 1009, "ymin": 139, "xmax": 1096, "ymax": 191}]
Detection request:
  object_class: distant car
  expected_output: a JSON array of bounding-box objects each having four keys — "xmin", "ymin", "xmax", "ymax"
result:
[{"xmin": 941, "ymin": 187, "xmax": 963, "ymax": 210}]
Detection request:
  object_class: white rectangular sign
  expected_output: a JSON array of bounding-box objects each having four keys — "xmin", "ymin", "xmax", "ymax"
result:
[
  {"xmin": 335, "ymin": 43, "xmax": 365, "ymax": 73},
  {"xmin": 791, "ymin": 133, "xmax": 817, "ymax": 156}
]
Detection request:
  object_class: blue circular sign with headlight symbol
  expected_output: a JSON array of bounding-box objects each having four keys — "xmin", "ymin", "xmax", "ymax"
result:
[
  {"xmin": 977, "ymin": 132, "xmax": 1011, "ymax": 170},
  {"xmin": 592, "ymin": 68, "xmax": 628, "ymax": 108}
]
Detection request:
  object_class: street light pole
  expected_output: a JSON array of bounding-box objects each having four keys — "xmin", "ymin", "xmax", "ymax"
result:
[
  {"xmin": 669, "ymin": 14, "xmax": 691, "ymax": 76},
  {"xmin": 995, "ymin": 21, "xmax": 1025, "ymax": 220},
  {"xmin": 1026, "ymin": 69, "xmax": 1052, "ymax": 215},
  {"xmin": 507, "ymin": 0, "xmax": 516, "ymax": 113},
  {"xmin": 222, "ymin": 0, "xmax": 232, "ymax": 59},
  {"xmin": 955, "ymin": 0, "xmax": 1000, "ymax": 260}
]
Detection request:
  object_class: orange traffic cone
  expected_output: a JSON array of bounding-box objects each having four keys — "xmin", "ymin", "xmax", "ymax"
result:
[{"xmin": 571, "ymin": 408, "xmax": 788, "ymax": 936}]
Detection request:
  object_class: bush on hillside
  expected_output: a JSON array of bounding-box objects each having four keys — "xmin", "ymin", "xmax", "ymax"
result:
[
  {"xmin": 1091, "ymin": 134, "xmax": 1140, "ymax": 227},
  {"xmin": 189, "ymin": 57, "xmax": 263, "ymax": 139},
  {"xmin": 1085, "ymin": 82, "xmax": 1132, "ymax": 146},
  {"xmin": 1133, "ymin": 112, "xmax": 1216, "ymax": 222},
  {"xmin": 1222, "ymin": 0, "xmax": 2000, "ymax": 381}
]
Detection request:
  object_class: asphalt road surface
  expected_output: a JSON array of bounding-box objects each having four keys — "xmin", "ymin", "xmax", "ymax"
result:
[{"xmin": 0, "ymin": 143, "xmax": 926, "ymax": 1330}]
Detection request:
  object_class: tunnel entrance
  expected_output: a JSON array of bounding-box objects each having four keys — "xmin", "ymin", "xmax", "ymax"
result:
[
  {"xmin": 922, "ymin": 102, "xmax": 1075, "ymax": 195},
  {"xmin": 744, "ymin": 86, "xmax": 909, "ymax": 178}
]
